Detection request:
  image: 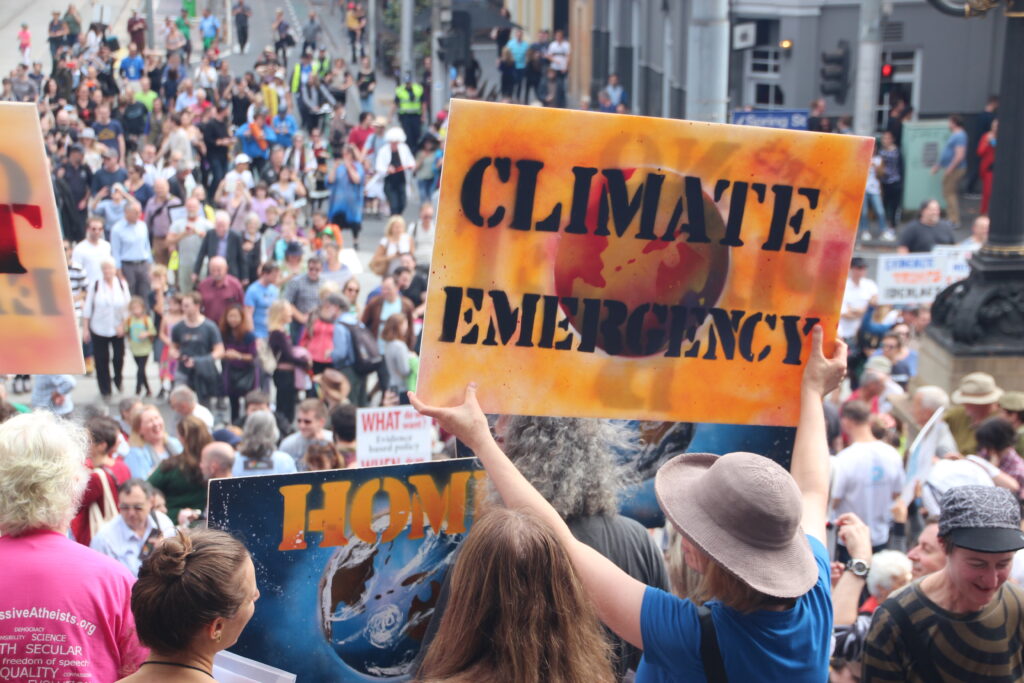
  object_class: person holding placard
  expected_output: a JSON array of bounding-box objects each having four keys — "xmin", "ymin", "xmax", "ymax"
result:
[{"xmin": 411, "ymin": 326, "xmax": 846, "ymax": 682}]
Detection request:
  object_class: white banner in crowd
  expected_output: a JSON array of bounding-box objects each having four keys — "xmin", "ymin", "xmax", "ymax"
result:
[
  {"xmin": 355, "ymin": 406, "xmax": 433, "ymax": 467},
  {"xmin": 876, "ymin": 249, "xmax": 973, "ymax": 305},
  {"xmin": 902, "ymin": 406, "xmax": 946, "ymax": 504}
]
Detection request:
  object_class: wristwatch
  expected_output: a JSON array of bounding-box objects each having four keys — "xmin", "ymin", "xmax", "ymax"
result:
[{"xmin": 846, "ymin": 558, "xmax": 870, "ymax": 578}]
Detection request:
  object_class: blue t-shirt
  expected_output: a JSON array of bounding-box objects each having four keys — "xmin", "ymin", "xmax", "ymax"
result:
[
  {"xmin": 244, "ymin": 281, "xmax": 279, "ymax": 339},
  {"xmin": 119, "ymin": 55, "xmax": 144, "ymax": 81},
  {"xmin": 940, "ymin": 129, "xmax": 967, "ymax": 170},
  {"xmin": 200, "ymin": 14, "xmax": 221, "ymax": 38},
  {"xmin": 507, "ymin": 38, "xmax": 529, "ymax": 69},
  {"xmin": 636, "ymin": 535, "xmax": 832, "ymax": 683}
]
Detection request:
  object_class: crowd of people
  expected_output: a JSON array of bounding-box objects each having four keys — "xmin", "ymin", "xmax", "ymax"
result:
[
  {"xmin": 1, "ymin": 3, "xmax": 1022, "ymax": 683},
  {"xmin": 7, "ymin": 0, "xmax": 444, "ymax": 429},
  {"xmin": 807, "ymin": 95, "xmax": 998, "ymax": 242},
  {"xmin": 7, "ymin": 320, "xmax": 1024, "ymax": 681}
]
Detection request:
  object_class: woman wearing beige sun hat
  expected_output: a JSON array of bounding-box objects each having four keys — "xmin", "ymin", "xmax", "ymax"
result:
[{"xmin": 411, "ymin": 325, "xmax": 848, "ymax": 682}]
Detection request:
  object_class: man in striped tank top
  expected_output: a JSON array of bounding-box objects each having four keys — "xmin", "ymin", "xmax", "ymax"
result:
[{"xmin": 863, "ymin": 486, "xmax": 1024, "ymax": 681}]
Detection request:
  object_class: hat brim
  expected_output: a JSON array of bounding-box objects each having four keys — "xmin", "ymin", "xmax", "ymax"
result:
[
  {"xmin": 655, "ymin": 453, "xmax": 818, "ymax": 599},
  {"xmin": 952, "ymin": 389, "xmax": 1003, "ymax": 405},
  {"xmin": 948, "ymin": 526, "xmax": 1024, "ymax": 553}
]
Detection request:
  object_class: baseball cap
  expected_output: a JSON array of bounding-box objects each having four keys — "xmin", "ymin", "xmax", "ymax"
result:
[
  {"xmin": 939, "ymin": 485, "xmax": 1024, "ymax": 553},
  {"xmin": 851, "ymin": 256, "xmax": 868, "ymax": 268},
  {"xmin": 80, "ymin": 127, "xmax": 96, "ymax": 139},
  {"xmin": 234, "ymin": 153, "xmax": 252, "ymax": 165},
  {"xmin": 212, "ymin": 428, "xmax": 241, "ymax": 447}
]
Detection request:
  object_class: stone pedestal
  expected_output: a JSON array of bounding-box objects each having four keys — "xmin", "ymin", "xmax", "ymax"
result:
[{"xmin": 916, "ymin": 333, "xmax": 1024, "ymax": 395}]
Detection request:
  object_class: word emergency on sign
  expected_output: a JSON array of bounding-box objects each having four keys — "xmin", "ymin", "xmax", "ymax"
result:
[
  {"xmin": 418, "ymin": 100, "xmax": 872, "ymax": 426},
  {"xmin": 0, "ymin": 104, "xmax": 83, "ymax": 373}
]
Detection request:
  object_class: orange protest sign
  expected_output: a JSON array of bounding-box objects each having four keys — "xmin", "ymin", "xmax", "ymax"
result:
[
  {"xmin": 0, "ymin": 104, "xmax": 84, "ymax": 374},
  {"xmin": 418, "ymin": 101, "xmax": 872, "ymax": 426}
]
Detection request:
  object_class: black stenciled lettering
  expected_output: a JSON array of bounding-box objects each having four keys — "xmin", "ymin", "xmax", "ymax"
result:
[{"xmin": 510, "ymin": 160, "xmax": 545, "ymax": 231}]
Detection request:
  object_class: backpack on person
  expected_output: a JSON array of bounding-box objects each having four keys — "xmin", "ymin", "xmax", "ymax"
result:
[
  {"xmin": 341, "ymin": 321, "xmax": 382, "ymax": 374},
  {"xmin": 255, "ymin": 337, "xmax": 278, "ymax": 374}
]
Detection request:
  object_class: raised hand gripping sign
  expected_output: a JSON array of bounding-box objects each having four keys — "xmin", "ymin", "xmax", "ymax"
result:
[
  {"xmin": 0, "ymin": 104, "xmax": 84, "ymax": 374},
  {"xmin": 418, "ymin": 101, "xmax": 872, "ymax": 426}
]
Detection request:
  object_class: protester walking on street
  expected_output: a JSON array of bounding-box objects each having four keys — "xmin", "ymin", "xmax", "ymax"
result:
[
  {"xmin": 931, "ymin": 115, "xmax": 968, "ymax": 227},
  {"xmin": 82, "ymin": 258, "xmax": 131, "ymax": 399}
]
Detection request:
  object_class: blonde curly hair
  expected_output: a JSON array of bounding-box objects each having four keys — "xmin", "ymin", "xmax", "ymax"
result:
[{"xmin": 0, "ymin": 412, "xmax": 89, "ymax": 536}]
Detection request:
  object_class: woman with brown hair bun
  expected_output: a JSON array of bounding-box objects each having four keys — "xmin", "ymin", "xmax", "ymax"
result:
[
  {"xmin": 120, "ymin": 529, "xmax": 259, "ymax": 682},
  {"xmin": 148, "ymin": 416, "xmax": 211, "ymax": 523},
  {"xmin": 418, "ymin": 508, "xmax": 615, "ymax": 683}
]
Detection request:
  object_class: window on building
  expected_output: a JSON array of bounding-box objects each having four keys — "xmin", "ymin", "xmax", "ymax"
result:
[
  {"xmin": 876, "ymin": 49, "xmax": 920, "ymax": 131},
  {"xmin": 750, "ymin": 48, "xmax": 781, "ymax": 74},
  {"xmin": 755, "ymin": 83, "xmax": 784, "ymax": 106},
  {"xmin": 745, "ymin": 46, "xmax": 784, "ymax": 107}
]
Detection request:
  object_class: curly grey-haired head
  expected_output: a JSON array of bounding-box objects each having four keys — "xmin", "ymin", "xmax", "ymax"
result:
[
  {"xmin": 497, "ymin": 416, "xmax": 634, "ymax": 520},
  {"xmin": 240, "ymin": 410, "xmax": 279, "ymax": 460}
]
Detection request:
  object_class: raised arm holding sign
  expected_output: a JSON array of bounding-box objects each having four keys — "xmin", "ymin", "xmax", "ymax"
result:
[{"xmin": 409, "ymin": 325, "xmax": 847, "ymax": 682}]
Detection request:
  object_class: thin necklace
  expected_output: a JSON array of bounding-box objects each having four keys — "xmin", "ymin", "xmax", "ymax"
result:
[{"xmin": 140, "ymin": 660, "xmax": 215, "ymax": 678}]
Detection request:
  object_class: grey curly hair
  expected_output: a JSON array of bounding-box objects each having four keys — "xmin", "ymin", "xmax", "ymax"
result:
[
  {"xmin": 498, "ymin": 416, "xmax": 635, "ymax": 520},
  {"xmin": 240, "ymin": 410, "xmax": 280, "ymax": 461}
]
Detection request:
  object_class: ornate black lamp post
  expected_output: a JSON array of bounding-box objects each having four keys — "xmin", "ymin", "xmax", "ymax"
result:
[{"xmin": 926, "ymin": 0, "xmax": 1024, "ymax": 356}]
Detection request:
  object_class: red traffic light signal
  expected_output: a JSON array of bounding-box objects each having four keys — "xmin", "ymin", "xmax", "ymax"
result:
[{"xmin": 881, "ymin": 63, "xmax": 894, "ymax": 79}]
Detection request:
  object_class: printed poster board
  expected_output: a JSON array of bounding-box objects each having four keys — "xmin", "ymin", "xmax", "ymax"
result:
[
  {"xmin": 207, "ymin": 459, "xmax": 486, "ymax": 681},
  {"xmin": 0, "ymin": 104, "xmax": 84, "ymax": 373},
  {"xmin": 418, "ymin": 100, "xmax": 873, "ymax": 426},
  {"xmin": 356, "ymin": 406, "xmax": 433, "ymax": 467},
  {"xmin": 902, "ymin": 406, "xmax": 946, "ymax": 504},
  {"xmin": 901, "ymin": 120, "xmax": 950, "ymax": 212}
]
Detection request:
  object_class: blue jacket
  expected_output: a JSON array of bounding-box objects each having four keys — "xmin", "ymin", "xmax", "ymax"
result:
[{"xmin": 235, "ymin": 123, "xmax": 277, "ymax": 160}]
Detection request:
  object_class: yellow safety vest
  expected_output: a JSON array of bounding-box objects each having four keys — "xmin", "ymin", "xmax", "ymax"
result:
[{"xmin": 396, "ymin": 83, "xmax": 423, "ymax": 115}]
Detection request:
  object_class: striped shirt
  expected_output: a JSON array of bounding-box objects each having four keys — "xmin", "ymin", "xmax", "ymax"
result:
[
  {"xmin": 863, "ymin": 579, "xmax": 1024, "ymax": 682},
  {"xmin": 68, "ymin": 261, "xmax": 88, "ymax": 317}
]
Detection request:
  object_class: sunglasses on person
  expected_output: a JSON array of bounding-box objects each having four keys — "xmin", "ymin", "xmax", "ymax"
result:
[
  {"xmin": 119, "ymin": 503, "xmax": 147, "ymax": 511},
  {"xmin": 296, "ymin": 418, "xmax": 315, "ymax": 424}
]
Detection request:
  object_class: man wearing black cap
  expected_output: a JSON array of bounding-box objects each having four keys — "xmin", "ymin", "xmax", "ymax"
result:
[{"xmin": 863, "ymin": 486, "xmax": 1024, "ymax": 680}]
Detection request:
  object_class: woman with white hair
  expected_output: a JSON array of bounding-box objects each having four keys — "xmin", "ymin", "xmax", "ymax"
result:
[
  {"xmin": 0, "ymin": 412, "xmax": 147, "ymax": 680},
  {"xmin": 375, "ymin": 127, "xmax": 414, "ymax": 216},
  {"xmin": 81, "ymin": 256, "xmax": 131, "ymax": 398},
  {"xmin": 232, "ymin": 410, "xmax": 298, "ymax": 477}
]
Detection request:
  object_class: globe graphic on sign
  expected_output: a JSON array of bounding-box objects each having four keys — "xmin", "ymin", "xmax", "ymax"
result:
[
  {"xmin": 318, "ymin": 514, "xmax": 463, "ymax": 678},
  {"xmin": 553, "ymin": 167, "xmax": 730, "ymax": 356}
]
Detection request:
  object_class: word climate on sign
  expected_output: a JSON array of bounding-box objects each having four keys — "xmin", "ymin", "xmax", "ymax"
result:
[{"xmin": 418, "ymin": 101, "xmax": 872, "ymax": 426}]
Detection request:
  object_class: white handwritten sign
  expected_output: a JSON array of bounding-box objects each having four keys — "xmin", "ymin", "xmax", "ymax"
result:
[{"xmin": 355, "ymin": 406, "xmax": 432, "ymax": 467}]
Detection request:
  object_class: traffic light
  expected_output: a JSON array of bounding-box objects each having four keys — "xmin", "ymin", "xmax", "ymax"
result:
[
  {"xmin": 881, "ymin": 62, "xmax": 894, "ymax": 81},
  {"xmin": 820, "ymin": 41, "xmax": 851, "ymax": 105}
]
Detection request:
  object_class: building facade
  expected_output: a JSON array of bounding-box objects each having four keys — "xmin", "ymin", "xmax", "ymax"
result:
[{"xmin": 564, "ymin": 0, "xmax": 1005, "ymax": 125}]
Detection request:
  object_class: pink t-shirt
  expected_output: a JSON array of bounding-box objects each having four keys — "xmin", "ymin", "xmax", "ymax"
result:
[{"xmin": 0, "ymin": 531, "xmax": 148, "ymax": 682}]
